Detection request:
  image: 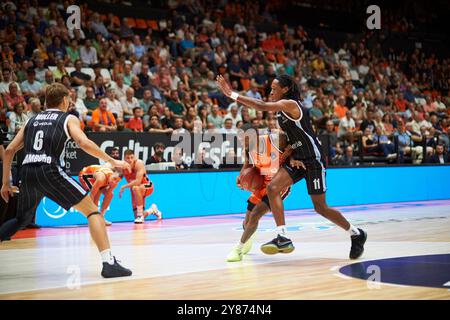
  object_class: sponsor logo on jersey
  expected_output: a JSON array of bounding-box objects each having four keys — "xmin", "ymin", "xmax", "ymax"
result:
[
  {"xmin": 23, "ymin": 154, "xmax": 52, "ymax": 164},
  {"xmin": 291, "ymin": 141, "xmax": 303, "ymax": 149}
]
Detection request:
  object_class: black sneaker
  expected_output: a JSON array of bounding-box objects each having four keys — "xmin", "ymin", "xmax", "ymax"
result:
[
  {"xmin": 260, "ymin": 235, "xmax": 295, "ymax": 255},
  {"xmin": 350, "ymin": 228, "xmax": 367, "ymax": 259},
  {"xmin": 101, "ymin": 257, "xmax": 132, "ymax": 278}
]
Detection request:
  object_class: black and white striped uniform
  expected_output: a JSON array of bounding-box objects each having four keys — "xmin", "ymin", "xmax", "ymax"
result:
[
  {"xmin": 277, "ymin": 100, "xmax": 327, "ymax": 195},
  {"xmin": 18, "ymin": 109, "xmax": 87, "ymax": 222}
]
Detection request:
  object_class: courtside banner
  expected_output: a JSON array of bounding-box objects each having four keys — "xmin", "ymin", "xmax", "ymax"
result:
[
  {"xmin": 64, "ymin": 132, "xmax": 244, "ymax": 175},
  {"xmin": 35, "ymin": 165, "xmax": 450, "ymax": 227}
]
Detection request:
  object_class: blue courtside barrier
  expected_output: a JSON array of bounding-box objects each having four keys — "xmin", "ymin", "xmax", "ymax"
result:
[{"xmin": 36, "ymin": 165, "xmax": 450, "ymax": 227}]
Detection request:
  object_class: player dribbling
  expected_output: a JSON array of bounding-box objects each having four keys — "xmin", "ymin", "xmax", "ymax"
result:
[{"xmin": 227, "ymin": 124, "xmax": 292, "ymax": 262}]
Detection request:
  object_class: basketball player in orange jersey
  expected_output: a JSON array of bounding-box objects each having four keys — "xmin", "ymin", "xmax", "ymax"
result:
[
  {"xmin": 119, "ymin": 149, "xmax": 162, "ymax": 224},
  {"xmin": 227, "ymin": 124, "xmax": 294, "ymax": 262},
  {"xmin": 79, "ymin": 165, "xmax": 122, "ymax": 226}
]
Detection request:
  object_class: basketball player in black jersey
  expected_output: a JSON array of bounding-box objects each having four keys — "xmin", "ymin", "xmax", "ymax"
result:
[
  {"xmin": 0, "ymin": 83, "xmax": 132, "ymax": 278},
  {"xmin": 217, "ymin": 75, "xmax": 367, "ymax": 260}
]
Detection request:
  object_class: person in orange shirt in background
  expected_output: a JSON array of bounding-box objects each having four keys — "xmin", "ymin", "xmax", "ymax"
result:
[
  {"xmin": 334, "ymin": 95, "xmax": 349, "ymax": 120},
  {"xmin": 128, "ymin": 107, "xmax": 144, "ymax": 132},
  {"xmin": 79, "ymin": 165, "xmax": 122, "ymax": 226},
  {"xmin": 92, "ymin": 98, "xmax": 117, "ymax": 132}
]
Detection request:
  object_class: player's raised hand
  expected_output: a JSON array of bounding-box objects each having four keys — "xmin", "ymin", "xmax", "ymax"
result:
[{"xmin": 216, "ymin": 75, "xmax": 232, "ymax": 98}]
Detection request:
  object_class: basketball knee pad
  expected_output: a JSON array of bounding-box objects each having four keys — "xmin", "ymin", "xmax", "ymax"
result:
[{"xmin": 87, "ymin": 211, "xmax": 101, "ymax": 219}]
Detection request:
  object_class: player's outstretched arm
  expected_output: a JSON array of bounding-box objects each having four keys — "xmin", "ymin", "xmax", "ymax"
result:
[
  {"xmin": 216, "ymin": 75, "xmax": 300, "ymax": 119},
  {"xmin": 1, "ymin": 125, "xmax": 25, "ymax": 202},
  {"xmin": 67, "ymin": 116, "xmax": 130, "ymax": 171}
]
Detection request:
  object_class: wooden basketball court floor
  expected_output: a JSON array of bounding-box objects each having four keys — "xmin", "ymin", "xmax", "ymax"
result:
[{"xmin": 0, "ymin": 200, "xmax": 449, "ymax": 300}]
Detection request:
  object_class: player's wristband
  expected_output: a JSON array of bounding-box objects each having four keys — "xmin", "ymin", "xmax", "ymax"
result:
[{"xmin": 230, "ymin": 92, "xmax": 239, "ymax": 101}]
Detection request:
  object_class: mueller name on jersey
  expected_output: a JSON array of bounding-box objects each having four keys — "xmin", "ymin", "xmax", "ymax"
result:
[
  {"xmin": 23, "ymin": 153, "xmax": 52, "ymax": 164},
  {"xmin": 34, "ymin": 113, "xmax": 59, "ymax": 121}
]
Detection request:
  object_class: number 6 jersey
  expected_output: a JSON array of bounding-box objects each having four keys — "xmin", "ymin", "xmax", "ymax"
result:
[{"xmin": 22, "ymin": 109, "xmax": 72, "ymax": 168}]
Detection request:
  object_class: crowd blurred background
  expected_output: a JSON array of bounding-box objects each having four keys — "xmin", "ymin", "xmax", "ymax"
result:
[{"xmin": 0, "ymin": 0, "xmax": 449, "ymax": 167}]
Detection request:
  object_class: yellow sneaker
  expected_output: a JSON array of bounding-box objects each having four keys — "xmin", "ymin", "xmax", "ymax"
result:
[
  {"xmin": 226, "ymin": 246, "xmax": 243, "ymax": 262},
  {"xmin": 242, "ymin": 237, "xmax": 254, "ymax": 255}
]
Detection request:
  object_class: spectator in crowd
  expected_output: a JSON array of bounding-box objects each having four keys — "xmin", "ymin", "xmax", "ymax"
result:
[
  {"xmin": 8, "ymin": 102, "xmax": 28, "ymax": 140},
  {"xmin": 34, "ymin": 58, "xmax": 47, "ymax": 83},
  {"xmin": 119, "ymin": 87, "xmax": 138, "ymax": 119},
  {"xmin": 105, "ymin": 88, "xmax": 123, "ymax": 119},
  {"xmin": 110, "ymin": 74, "xmax": 128, "ymax": 100},
  {"xmin": 309, "ymin": 98, "xmax": 325, "ymax": 127},
  {"xmin": 139, "ymin": 89, "xmax": 154, "ymax": 114},
  {"xmin": 223, "ymin": 105, "xmax": 242, "ymax": 128},
  {"xmin": 41, "ymin": 70, "xmax": 55, "ymax": 91},
  {"xmin": 172, "ymin": 147, "xmax": 188, "ymax": 170},
  {"xmin": 70, "ymin": 59, "xmax": 91, "ymax": 87},
  {"xmin": 80, "ymin": 39, "xmax": 98, "ymax": 67},
  {"xmin": 92, "ymin": 98, "xmax": 117, "ymax": 132},
  {"xmin": 20, "ymin": 68, "xmax": 43, "ymax": 98},
  {"xmin": 0, "ymin": 68, "xmax": 21, "ymax": 94},
  {"xmin": 334, "ymin": 96, "xmax": 348, "ymax": 121},
  {"xmin": 167, "ymin": 90, "xmax": 185, "ymax": 116},
  {"xmin": 93, "ymin": 76, "xmax": 106, "ymax": 99},
  {"xmin": 426, "ymin": 143, "xmax": 449, "ymax": 164},
  {"xmin": 321, "ymin": 120, "xmax": 342, "ymax": 159},
  {"xmin": 220, "ymin": 118, "xmax": 237, "ymax": 134},
  {"xmin": 83, "ymin": 86, "xmax": 99, "ymax": 113},
  {"xmin": 246, "ymin": 84, "xmax": 262, "ymax": 100},
  {"xmin": 69, "ymin": 88, "xmax": 88, "ymax": 123},
  {"xmin": 116, "ymin": 117, "xmax": 132, "ymax": 132},
  {"xmin": 360, "ymin": 109, "xmax": 377, "ymax": 133},
  {"xmin": 191, "ymin": 148, "xmax": 214, "ymax": 169},
  {"xmin": 207, "ymin": 104, "xmax": 223, "ymax": 129},
  {"xmin": 128, "ymin": 107, "xmax": 144, "ymax": 132},
  {"xmin": 173, "ymin": 115, "xmax": 187, "ymax": 133},
  {"xmin": 336, "ymin": 146, "xmax": 357, "ymax": 166},
  {"xmin": 338, "ymin": 110, "xmax": 356, "ymax": 145},
  {"xmin": 3, "ymin": 83, "xmax": 25, "ymax": 111},
  {"xmin": 27, "ymin": 97, "xmax": 43, "ymax": 118},
  {"xmin": 52, "ymin": 59, "xmax": 69, "ymax": 81},
  {"xmin": 362, "ymin": 127, "xmax": 397, "ymax": 160},
  {"xmin": 147, "ymin": 142, "xmax": 167, "ymax": 164}
]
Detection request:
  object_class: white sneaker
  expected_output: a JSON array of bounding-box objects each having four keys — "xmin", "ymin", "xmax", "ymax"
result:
[
  {"xmin": 151, "ymin": 204, "xmax": 163, "ymax": 220},
  {"xmin": 144, "ymin": 204, "xmax": 163, "ymax": 220},
  {"xmin": 104, "ymin": 219, "xmax": 112, "ymax": 226},
  {"xmin": 134, "ymin": 216, "xmax": 144, "ymax": 224}
]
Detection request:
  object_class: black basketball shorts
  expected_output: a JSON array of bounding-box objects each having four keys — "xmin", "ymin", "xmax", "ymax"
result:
[
  {"xmin": 16, "ymin": 165, "xmax": 88, "ymax": 221},
  {"xmin": 282, "ymin": 159, "xmax": 327, "ymax": 195}
]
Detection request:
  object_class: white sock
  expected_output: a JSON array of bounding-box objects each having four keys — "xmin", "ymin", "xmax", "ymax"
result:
[
  {"xmin": 137, "ymin": 205, "xmax": 143, "ymax": 217},
  {"xmin": 237, "ymin": 241, "xmax": 244, "ymax": 249},
  {"xmin": 347, "ymin": 224, "xmax": 360, "ymax": 236},
  {"xmin": 276, "ymin": 225, "xmax": 287, "ymax": 237},
  {"xmin": 100, "ymin": 249, "xmax": 114, "ymax": 265}
]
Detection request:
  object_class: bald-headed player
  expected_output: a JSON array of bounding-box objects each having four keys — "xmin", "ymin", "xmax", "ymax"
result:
[
  {"xmin": 0, "ymin": 83, "xmax": 132, "ymax": 278},
  {"xmin": 79, "ymin": 165, "xmax": 122, "ymax": 226},
  {"xmin": 120, "ymin": 150, "xmax": 161, "ymax": 223}
]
